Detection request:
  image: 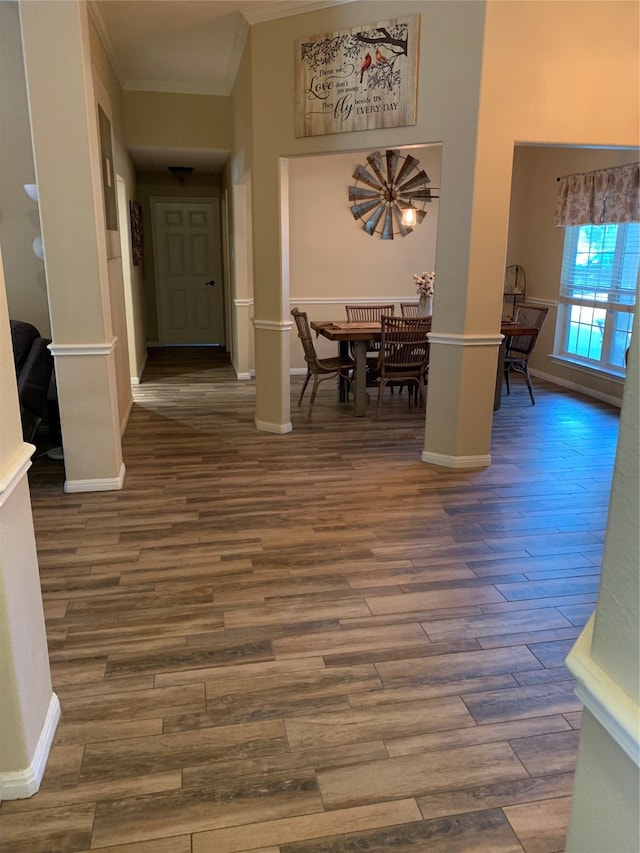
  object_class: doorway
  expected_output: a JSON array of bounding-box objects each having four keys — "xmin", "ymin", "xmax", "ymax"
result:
[{"xmin": 151, "ymin": 198, "xmax": 224, "ymax": 346}]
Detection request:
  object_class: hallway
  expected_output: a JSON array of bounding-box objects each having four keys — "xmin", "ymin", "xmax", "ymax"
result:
[{"xmin": 0, "ymin": 354, "xmax": 620, "ymax": 852}]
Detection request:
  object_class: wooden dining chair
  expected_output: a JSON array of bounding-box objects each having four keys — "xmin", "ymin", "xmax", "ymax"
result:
[
  {"xmin": 400, "ymin": 302, "xmax": 419, "ymax": 317},
  {"xmin": 504, "ymin": 303, "xmax": 549, "ymax": 404},
  {"xmin": 344, "ymin": 304, "xmax": 394, "ymax": 383},
  {"xmin": 373, "ymin": 315, "xmax": 431, "ymax": 419},
  {"xmin": 291, "ymin": 308, "xmax": 354, "ymax": 418},
  {"xmin": 345, "ymin": 304, "xmax": 395, "ymax": 322}
]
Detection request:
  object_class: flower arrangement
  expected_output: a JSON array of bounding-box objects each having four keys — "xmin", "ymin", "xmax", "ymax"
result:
[{"xmin": 413, "ymin": 271, "xmax": 435, "ymax": 298}]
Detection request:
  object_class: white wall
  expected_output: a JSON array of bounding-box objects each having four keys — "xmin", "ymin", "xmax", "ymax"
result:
[
  {"xmin": 288, "ymin": 145, "xmax": 441, "ymax": 368},
  {"xmin": 0, "ymin": 1, "xmax": 50, "ymax": 335}
]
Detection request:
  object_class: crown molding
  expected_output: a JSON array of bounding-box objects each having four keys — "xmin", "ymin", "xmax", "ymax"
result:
[
  {"xmin": 242, "ymin": 0, "xmax": 355, "ymax": 25},
  {"xmin": 122, "ymin": 78, "xmax": 230, "ymax": 97},
  {"xmin": 87, "ymin": 0, "xmax": 127, "ymax": 88}
]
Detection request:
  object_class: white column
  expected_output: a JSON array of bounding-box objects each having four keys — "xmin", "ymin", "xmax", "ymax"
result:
[
  {"xmin": 0, "ymin": 251, "xmax": 59, "ymax": 801},
  {"xmin": 19, "ymin": 0, "xmax": 124, "ymax": 492}
]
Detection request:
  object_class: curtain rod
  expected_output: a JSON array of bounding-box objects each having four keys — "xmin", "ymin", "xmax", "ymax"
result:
[{"xmin": 556, "ymin": 161, "xmax": 640, "ymax": 181}]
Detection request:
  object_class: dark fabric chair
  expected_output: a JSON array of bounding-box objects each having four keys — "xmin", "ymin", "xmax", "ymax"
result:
[
  {"xmin": 504, "ymin": 303, "xmax": 549, "ymax": 405},
  {"xmin": 291, "ymin": 308, "xmax": 354, "ymax": 418},
  {"xmin": 373, "ymin": 315, "xmax": 431, "ymax": 419},
  {"xmin": 10, "ymin": 320, "xmax": 54, "ymax": 442}
]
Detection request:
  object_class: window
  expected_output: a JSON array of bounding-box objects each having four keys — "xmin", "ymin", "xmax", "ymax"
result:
[{"xmin": 556, "ymin": 222, "xmax": 639, "ymax": 373}]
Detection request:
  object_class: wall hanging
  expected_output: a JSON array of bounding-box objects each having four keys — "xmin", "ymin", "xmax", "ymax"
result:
[
  {"xmin": 295, "ymin": 15, "xmax": 419, "ymax": 138},
  {"xmin": 348, "ymin": 149, "xmax": 438, "ymax": 239}
]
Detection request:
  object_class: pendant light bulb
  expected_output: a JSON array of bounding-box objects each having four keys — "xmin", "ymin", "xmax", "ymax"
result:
[{"xmin": 402, "ymin": 206, "xmax": 416, "ymax": 227}]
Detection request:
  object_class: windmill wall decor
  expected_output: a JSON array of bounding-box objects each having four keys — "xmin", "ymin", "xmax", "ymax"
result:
[{"xmin": 348, "ymin": 149, "xmax": 438, "ymax": 239}]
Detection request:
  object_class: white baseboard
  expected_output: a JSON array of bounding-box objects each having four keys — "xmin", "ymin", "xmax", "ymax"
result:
[
  {"xmin": 290, "ymin": 368, "xmax": 308, "ymax": 376},
  {"xmin": 0, "ymin": 693, "xmax": 60, "ymax": 801},
  {"xmin": 530, "ymin": 369, "xmax": 623, "ymax": 409},
  {"xmin": 64, "ymin": 462, "xmax": 126, "ymax": 493},
  {"xmin": 255, "ymin": 418, "xmax": 293, "ymax": 434},
  {"xmin": 421, "ymin": 450, "xmax": 492, "ymax": 469},
  {"xmin": 235, "ymin": 372, "xmax": 253, "ymax": 380}
]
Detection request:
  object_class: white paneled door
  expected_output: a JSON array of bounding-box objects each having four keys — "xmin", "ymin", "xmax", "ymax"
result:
[{"xmin": 152, "ymin": 199, "xmax": 224, "ymax": 345}]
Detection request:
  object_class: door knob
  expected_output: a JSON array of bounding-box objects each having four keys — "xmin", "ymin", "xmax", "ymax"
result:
[{"xmin": 205, "ymin": 280, "xmax": 216, "ymax": 287}]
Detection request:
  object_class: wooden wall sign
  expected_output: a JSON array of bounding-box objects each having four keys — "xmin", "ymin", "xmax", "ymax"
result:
[{"xmin": 295, "ymin": 15, "xmax": 420, "ymax": 138}]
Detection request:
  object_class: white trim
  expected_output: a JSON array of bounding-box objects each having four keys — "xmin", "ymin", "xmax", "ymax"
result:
[
  {"xmin": 290, "ymin": 297, "xmax": 418, "ymax": 306},
  {"xmin": 87, "ymin": 2, "xmax": 127, "ymax": 88},
  {"xmin": 428, "ymin": 333, "xmax": 504, "ymax": 347},
  {"xmin": 243, "ymin": 1, "xmax": 355, "ymax": 25},
  {"xmin": 523, "ymin": 297, "xmax": 557, "ymax": 308},
  {"xmin": 548, "ymin": 355, "xmax": 626, "ymax": 384},
  {"xmin": 530, "ymin": 368, "xmax": 623, "ymax": 409},
  {"xmin": 0, "ymin": 443, "xmax": 34, "ymax": 508},
  {"xmin": 290, "ymin": 367, "xmax": 309, "ymax": 376},
  {"xmin": 120, "ymin": 396, "xmax": 134, "ymax": 436},
  {"xmin": 64, "ymin": 463, "xmax": 126, "ymax": 494},
  {"xmin": 235, "ymin": 298, "xmax": 253, "ymax": 308},
  {"xmin": 48, "ymin": 337, "xmax": 117, "ymax": 357},
  {"xmin": 131, "ymin": 351, "xmax": 148, "ymax": 385},
  {"xmin": 421, "ymin": 450, "xmax": 492, "ymax": 469},
  {"xmin": 255, "ymin": 418, "xmax": 293, "ymax": 434},
  {"xmin": 252, "ymin": 319, "xmax": 293, "ymax": 332},
  {"xmin": 123, "ymin": 78, "xmax": 229, "ymax": 96},
  {"xmin": 0, "ymin": 693, "xmax": 60, "ymax": 801},
  {"xmin": 235, "ymin": 372, "xmax": 253, "ymax": 381},
  {"xmin": 566, "ymin": 614, "xmax": 640, "ymax": 767}
]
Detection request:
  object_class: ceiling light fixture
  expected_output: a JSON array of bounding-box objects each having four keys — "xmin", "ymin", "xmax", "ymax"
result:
[{"xmin": 168, "ymin": 166, "xmax": 194, "ymax": 183}]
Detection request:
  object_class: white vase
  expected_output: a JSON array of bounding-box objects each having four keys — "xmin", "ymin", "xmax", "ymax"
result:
[{"xmin": 418, "ymin": 294, "xmax": 433, "ymax": 316}]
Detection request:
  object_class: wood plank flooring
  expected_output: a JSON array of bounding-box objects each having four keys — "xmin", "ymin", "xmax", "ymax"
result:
[{"xmin": 1, "ymin": 347, "xmax": 620, "ymax": 852}]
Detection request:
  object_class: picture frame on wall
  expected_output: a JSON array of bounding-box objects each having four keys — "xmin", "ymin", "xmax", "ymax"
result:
[
  {"xmin": 129, "ymin": 200, "xmax": 144, "ymax": 266},
  {"xmin": 295, "ymin": 15, "xmax": 420, "ymax": 139},
  {"xmin": 98, "ymin": 105, "xmax": 118, "ymax": 231}
]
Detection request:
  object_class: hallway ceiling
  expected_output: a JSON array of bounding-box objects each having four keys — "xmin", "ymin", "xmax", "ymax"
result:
[{"xmin": 89, "ymin": 0, "xmax": 355, "ymax": 174}]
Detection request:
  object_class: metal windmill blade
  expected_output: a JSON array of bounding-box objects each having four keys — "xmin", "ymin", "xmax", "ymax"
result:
[
  {"xmin": 392, "ymin": 204, "xmax": 412, "ymax": 237},
  {"xmin": 349, "ymin": 186, "xmax": 381, "ymax": 202},
  {"xmin": 365, "ymin": 151, "xmax": 386, "ymax": 187},
  {"xmin": 400, "ymin": 187, "xmax": 437, "ymax": 202},
  {"xmin": 385, "ymin": 149, "xmax": 400, "ymax": 186},
  {"xmin": 398, "ymin": 169, "xmax": 431, "ymax": 194},
  {"xmin": 350, "ymin": 197, "xmax": 383, "ymax": 220},
  {"xmin": 353, "ymin": 163, "xmax": 383, "ymax": 191},
  {"xmin": 394, "ymin": 153, "xmax": 420, "ymax": 187},
  {"xmin": 362, "ymin": 202, "xmax": 387, "ymax": 236},
  {"xmin": 381, "ymin": 205, "xmax": 395, "ymax": 239}
]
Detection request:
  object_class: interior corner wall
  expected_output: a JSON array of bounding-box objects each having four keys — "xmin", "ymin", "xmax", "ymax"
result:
[
  {"xmin": 0, "ymin": 1, "xmax": 50, "ymax": 336},
  {"xmin": 507, "ymin": 145, "xmax": 639, "ymax": 406},
  {"xmin": 461, "ymin": 0, "xmax": 638, "ymax": 343}
]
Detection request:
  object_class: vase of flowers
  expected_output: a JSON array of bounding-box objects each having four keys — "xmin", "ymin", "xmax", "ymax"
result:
[{"xmin": 413, "ymin": 271, "xmax": 435, "ymax": 316}]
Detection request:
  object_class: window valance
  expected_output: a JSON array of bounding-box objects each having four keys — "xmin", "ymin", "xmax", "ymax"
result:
[{"xmin": 554, "ymin": 162, "xmax": 639, "ymax": 227}]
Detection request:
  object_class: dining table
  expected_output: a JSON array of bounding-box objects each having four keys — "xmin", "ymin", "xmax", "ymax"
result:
[{"xmin": 311, "ymin": 319, "xmax": 538, "ymax": 416}]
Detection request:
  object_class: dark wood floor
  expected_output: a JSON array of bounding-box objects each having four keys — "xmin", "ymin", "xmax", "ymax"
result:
[{"xmin": 1, "ymin": 347, "xmax": 620, "ymax": 852}]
